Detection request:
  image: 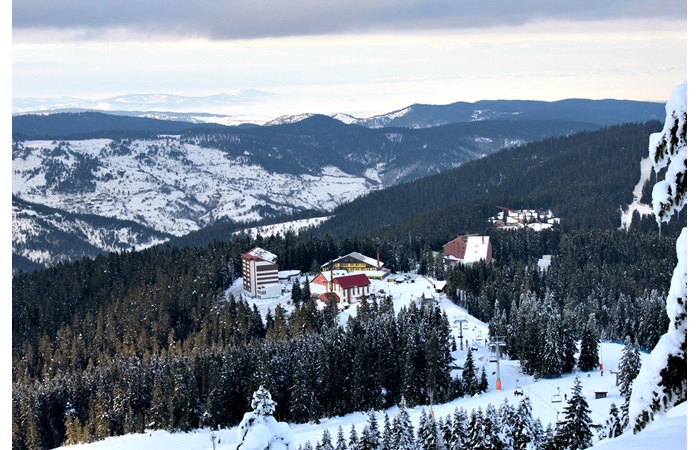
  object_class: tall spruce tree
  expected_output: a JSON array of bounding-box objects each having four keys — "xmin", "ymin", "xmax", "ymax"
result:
[
  {"xmin": 392, "ymin": 398, "xmax": 416, "ymax": 450},
  {"xmin": 462, "ymin": 347, "xmax": 478, "ymax": 396},
  {"xmin": 448, "ymin": 408, "xmax": 468, "ymax": 450},
  {"xmin": 617, "ymin": 335, "xmax": 641, "ymax": 428},
  {"xmin": 359, "ymin": 410, "xmax": 381, "ymax": 450},
  {"xmin": 629, "ymin": 82, "xmax": 687, "ymax": 434},
  {"xmin": 577, "ymin": 313, "xmax": 600, "ymax": 372},
  {"xmin": 336, "ymin": 426, "xmax": 347, "ymax": 450},
  {"xmin": 555, "ymin": 375, "xmax": 593, "ymax": 450},
  {"xmin": 416, "ymin": 408, "xmax": 436, "ymax": 450}
]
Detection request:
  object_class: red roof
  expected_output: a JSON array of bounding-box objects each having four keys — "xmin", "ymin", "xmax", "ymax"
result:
[{"xmin": 331, "ymin": 273, "xmax": 371, "ymax": 289}]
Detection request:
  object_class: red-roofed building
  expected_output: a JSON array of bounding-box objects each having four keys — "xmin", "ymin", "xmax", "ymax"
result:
[
  {"xmin": 443, "ymin": 234, "xmax": 492, "ymax": 266},
  {"xmin": 329, "ymin": 273, "xmax": 372, "ymax": 304},
  {"xmin": 241, "ymin": 247, "xmax": 279, "ymax": 298}
]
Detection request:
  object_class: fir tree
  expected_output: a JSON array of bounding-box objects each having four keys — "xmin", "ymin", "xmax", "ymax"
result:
[
  {"xmin": 448, "ymin": 407, "xmax": 468, "ymax": 450},
  {"xmin": 462, "ymin": 347, "xmax": 478, "ymax": 396},
  {"xmin": 467, "ymin": 407, "xmax": 485, "ymax": 450},
  {"xmin": 336, "ymin": 425, "xmax": 348, "ymax": 450},
  {"xmin": 416, "ymin": 408, "xmax": 436, "ymax": 450},
  {"xmin": 479, "ymin": 366, "xmax": 489, "ymax": 394},
  {"xmin": 604, "ymin": 403, "xmax": 624, "ymax": 440},
  {"xmin": 393, "ymin": 398, "xmax": 416, "ymax": 450},
  {"xmin": 577, "ymin": 314, "xmax": 600, "ymax": 372},
  {"xmin": 555, "ymin": 375, "xmax": 593, "ymax": 450},
  {"xmin": 629, "ymin": 82, "xmax": 687, "ymax": 434},
  {"xmin": 348, "ymin": 424, "xmax": 360, "ymax": 450},
  {"xmin": 319, "ymin": 429, "xmax": 335, "ymax": 450},
  {"xmin": 617, "ymin": 335, "xmax": 641, "ymax": 428},
  {"xmin": 512, "ymin": 396, "xmax": 537, "ymax": 450},
  {"xmin": 359, "ymin": 410, "xmax": 381, "ymax": 450}
]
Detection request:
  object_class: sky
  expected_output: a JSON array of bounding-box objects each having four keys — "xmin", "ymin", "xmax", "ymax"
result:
[{"xmin": 11, "ymin": 0, "xmax": 688, "ymax": 118}]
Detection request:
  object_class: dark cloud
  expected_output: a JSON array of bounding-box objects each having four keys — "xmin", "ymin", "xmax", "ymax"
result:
[{"xmin": 13, "ymin": 0, "xmax": 687, "ymax": 40}]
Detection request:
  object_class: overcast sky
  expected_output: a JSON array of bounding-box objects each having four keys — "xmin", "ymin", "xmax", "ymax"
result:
[{"xmin": 11, "ymin": 0, "xmax": 688, "ymax": 117}]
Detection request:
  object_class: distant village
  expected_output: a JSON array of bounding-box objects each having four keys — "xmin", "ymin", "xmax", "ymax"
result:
[
  {"xmin": 241, "ymin": 207, "xmax": 558, "ymax": 306},
  {"xmin": 489, "ymin": 206, "xmax": 560, "ymax": 231},
  {"xmin": 241, "ymin": 234, "xmax": 493, "ymax": 305}
]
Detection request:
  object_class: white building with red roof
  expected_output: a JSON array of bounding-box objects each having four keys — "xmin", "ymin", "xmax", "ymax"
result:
[
  {"xmin": 328, "ymin": 273, "xmax": 372, "ymax": 305},
  {"xmin": 241, "ymin": 247, "xmax": 280, "ymax": 298}
]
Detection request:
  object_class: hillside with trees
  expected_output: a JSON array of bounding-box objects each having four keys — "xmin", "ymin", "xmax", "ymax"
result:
[{"xmin": 11, "ymin": 117, "xmax": 685, "ymax": 449}]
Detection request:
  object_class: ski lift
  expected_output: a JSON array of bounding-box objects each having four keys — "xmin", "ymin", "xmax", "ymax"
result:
[
  {"xmin": 489, "ymin": 354, "xmax": 498, "ymax": 363},
  {"xmin": 551, "ymin": 386, "xmax": 562, "ymax": 403}
]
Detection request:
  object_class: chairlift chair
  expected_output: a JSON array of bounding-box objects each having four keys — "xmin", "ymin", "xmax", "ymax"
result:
[{"xmin": 551, "ymin": 387, "xmax": 562, "ymax": 403}]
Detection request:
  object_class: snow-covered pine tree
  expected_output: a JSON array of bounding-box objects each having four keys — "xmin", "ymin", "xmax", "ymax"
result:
[
  {"xmin": 478, "ymin": 366, "xmax": 489, "ymax": 394},
  {"xmin": 236, "ymin": 386, "xmax": 294, "ymax": 450},
  {"xmin": 541, "ymin": 315, "xmax": 563, "ymax": 378},
  {"xmin": 392, "ymin": 398, "xmax": 416, "ymax": 450},
  {"xmin": 482, "ymin": 403, "xmax": 502, "ymax": 450},
  {"xmin": 448, "ymin": 408, "xmax": 468, "ymax": 450},
  {"xmin": 415, "ymin": 408, "xmax": 436, "ymax": 450},
  {"xmin": 462, "ymin": 347, "xmax": 477, "ymax": 396},
  {"xmin": 497, "ymin": 399, "xmax": 516, "ymax": 450},
  {"xmin": 318, "ymin": 429, "xmax": 334, "ymax": 450},
  {"xmin": 555, "ymin": 375, "xmax": 593, "ymax": 450},
  {"xmin": 629, "ymin": 81, "xmax": 687, "ymax": 434},
  {"xmin": 617, "ymin": 335, "xmax": 641, "ymax": 428},
  {"xmin": 347, "ymin": 424, "xmax": 359, "ymax": 450},
  {"xmin": 359, "ymin": 410, "xmax": 381, "ymax": 450},
  {"xmin": 512, "ymin": 396, "xmax": 537, "ymax": 450},
  {"xmin": 467, "ymin": 407, "xmax": 485, "ymax": 450},
  {"xmin": 577, "ymin": 313, "xmax": 599, "ymax": 372},
  {"xmin": 336, "ymin": 425, "xmax": 348, "ymax": 450},
  {"xmin": 380, "ymin": 413, "xmax": 392, "ymax": 450},
  {"xmin": 603, "ymin": 403, "xmax": 624, "ymax": 440},
  {"xmin": 439, "ymin": 413, "xmax": 452, "ymax": 449}
]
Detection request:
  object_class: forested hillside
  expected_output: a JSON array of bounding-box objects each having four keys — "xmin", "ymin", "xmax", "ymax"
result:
[{"xmin": 316, "ymin": 121, "xmax": 673, "ymax": 241}]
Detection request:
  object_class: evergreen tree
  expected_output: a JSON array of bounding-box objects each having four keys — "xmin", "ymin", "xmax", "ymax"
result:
[
  {"xmin": 359, "ymin": 410, "xmax": 381, "ymax": 450},
  {"xmin": 512, "ymin": 396, "xmax": 537, "ymax": 450},
  {"xmin": 603, "ymin": 403, "xmax": 624, "ymax": 440},
  {"xmin": 393, "ymin": 398, "xmax": 416, "ymax": 450},
  {"xmin": 319, "ymin": 429, "xmax": 335, "ymax": 450},
  {"xmin": 617, "ymin": 335, "xmax": 641, "ymax": 428},
  {"xmin": 449, "ymin": 407, "xmax": 468, "ymax": 450},
  {"xmin": 467, "ymin": 407, "xmax": 485, "ymax": 450},
  {"xmin": 336, "ymin": 425, "xmax": 348, "ymax": 450},
  {"xmin": 348, "ymin": 424, "xmax": 360, "ymax": 450},
  {"xmin": 541, "ymin": 315, "xmax": 563, "ymax": 378},
  {"xmin": 416, "ymin": 408, "xmax": 436, "ymax": 450},
  {"xmin": 479, "ymin": 366, "xmax": 489, "ymax": 394},
  {"xmin": 482, "ymin": 403, "xmax": 503, "ymax": 450},
  {"xmin": 577, "ymin": 314, "xmax": 600, "ymax": 372},
  {"xmin": 555, "ymin": 375, "xmax": 593, "ymax": 450},
  {"xmin": 236, "ymin": 386, "xmax": 293, "ymax": 450},
  {"xmin": 462, "ymin": 347, "xmax": 478, "ymax": 396},
  {"xmin": 629, "ymin": 83, "xmax": 687, "ymax": 434}
]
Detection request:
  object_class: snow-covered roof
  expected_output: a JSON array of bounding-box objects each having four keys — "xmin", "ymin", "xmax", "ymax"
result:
[
  {"xmin": 327, "ymin": 251, "xmax": 384, "ymax": 269},
  {"xmin": 463, "ymin": 235, "xmax": 490, "ymax": 264},
  {"xmin": 318, "ymin": 270, "xmax": 349, "ymax": 282},
  {"xmin": 242, "ymin": 247, "xmax": 277, "ymax": 263}
]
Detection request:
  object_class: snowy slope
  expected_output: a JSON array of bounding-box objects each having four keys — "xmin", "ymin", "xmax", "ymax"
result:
[
  {"xmin": 52, "ymin": 274, "xmax": 687, "ymax": 450},
  {"xmin": 13, "ymin": 139, "xmax": 377, "ymax": 237}
]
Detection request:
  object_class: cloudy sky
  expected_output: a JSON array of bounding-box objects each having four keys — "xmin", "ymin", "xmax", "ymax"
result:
[{"xmin": 12, "ymin": 0, "xmax": 688, "ymax": 117}]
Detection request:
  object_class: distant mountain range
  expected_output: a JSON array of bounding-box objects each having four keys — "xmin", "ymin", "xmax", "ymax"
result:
[
  {"xmin": 13, "ymin": 94, "xmax": 665, "ymax": 128},
  {"xmin": 11, "ymin": 98, "xmax": 666, "ymax": 273}
]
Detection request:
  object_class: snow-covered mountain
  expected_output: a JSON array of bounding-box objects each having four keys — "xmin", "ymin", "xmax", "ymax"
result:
[
  {"xmin": 13, "ymin": 94, "xmax": 665, "ymax": 129},
  {"xmin": 12, "ymin": 196, "xmax": 172, "ymax": 270},
  {"xmin": 10, "ymin": 97, "xmax": 665, "ymax": 272},
  {"xmin": 12, "ymin": 138, "xmax": 377, "ymax": 237}
]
